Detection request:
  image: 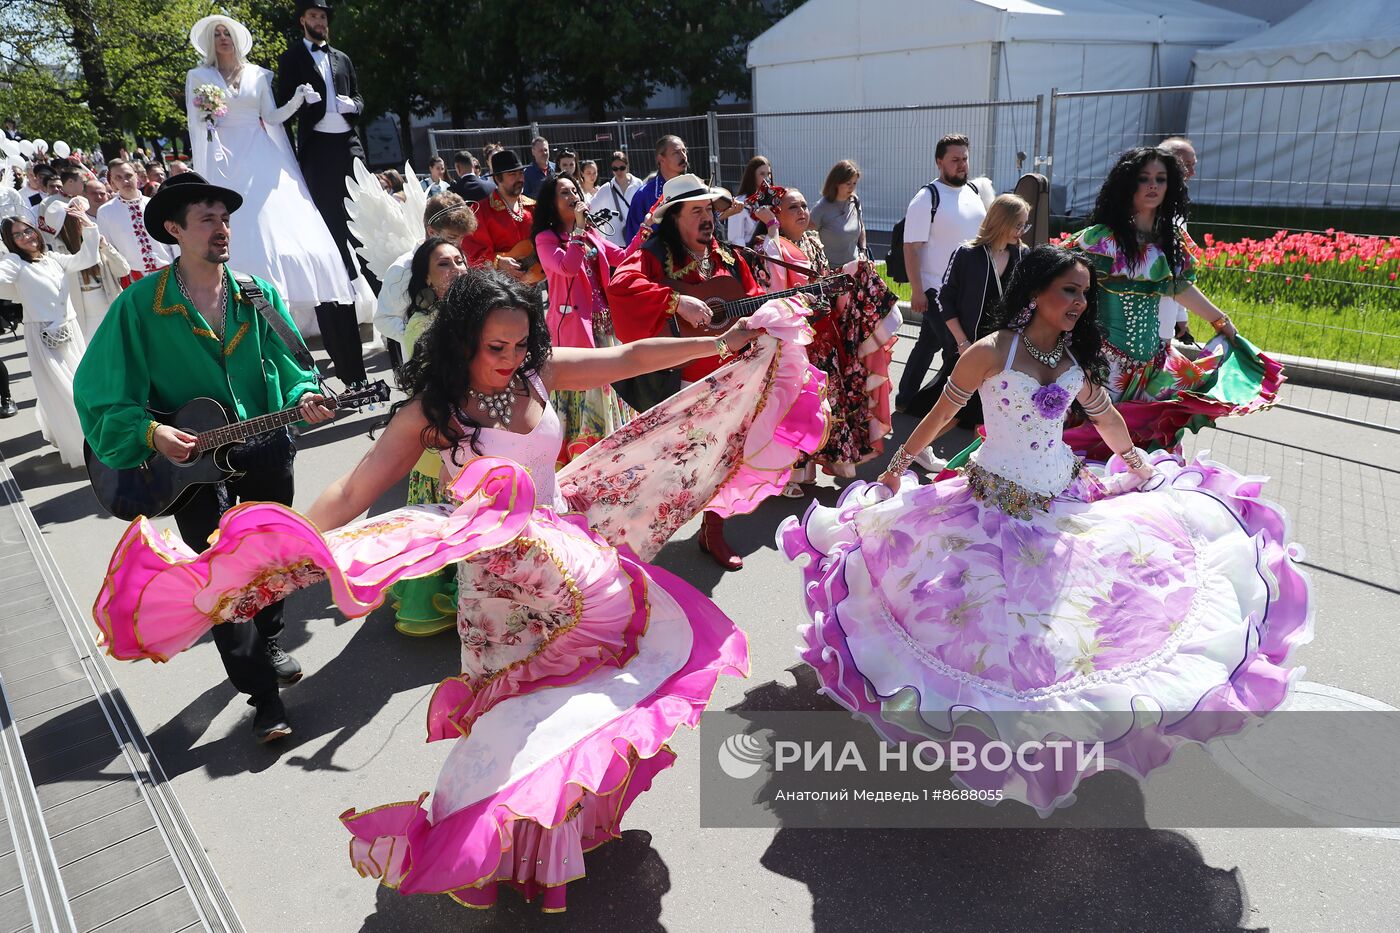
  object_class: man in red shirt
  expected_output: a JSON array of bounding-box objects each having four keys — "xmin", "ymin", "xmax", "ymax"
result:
[
  {"xmin": 462, "ymin": 149, "xmax": 536, "ymax": 281},
  {"xmin": 608, "ymin": 173, "xmax": 761, "ymax": 570}
]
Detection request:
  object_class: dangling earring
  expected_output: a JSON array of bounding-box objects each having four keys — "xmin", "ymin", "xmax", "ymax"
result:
[{"xmin": 1012, "ymin": 300, "xmax": 1035, "ymax": 330}]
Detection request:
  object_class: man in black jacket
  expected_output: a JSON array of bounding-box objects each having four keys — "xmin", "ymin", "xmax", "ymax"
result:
[{"xmin": 275, "ymin": 0, "xmax": 368, "ymax": 388}]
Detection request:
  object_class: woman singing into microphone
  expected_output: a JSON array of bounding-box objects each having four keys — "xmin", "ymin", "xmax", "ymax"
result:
[{"xmin": 532, "ymin": 173, "xmax": 638, "ymax": 466}]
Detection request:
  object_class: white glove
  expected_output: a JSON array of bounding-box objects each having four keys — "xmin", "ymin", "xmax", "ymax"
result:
[
  {"xmin": 335, "ymin": 94, "xmax": 359, "ymax": 114},
  {"xmin": 299, "ymin": 83, "xmax": 322, "ymax": 105}
]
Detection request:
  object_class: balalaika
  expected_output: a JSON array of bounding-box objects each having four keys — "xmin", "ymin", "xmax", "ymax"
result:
[{"xmin": 85, "ymin": 381, "xmax": 391, "ymax": 521}]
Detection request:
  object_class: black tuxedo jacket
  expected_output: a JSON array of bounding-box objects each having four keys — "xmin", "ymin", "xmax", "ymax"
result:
[{"xmin": 275, "ymin": 40, "xmax": 364, "ymax": 147}]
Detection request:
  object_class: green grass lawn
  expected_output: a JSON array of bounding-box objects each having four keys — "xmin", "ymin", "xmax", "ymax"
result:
[{"xmin": 874, "ymin": 264, "xmax": 1400, "ymax": 369}]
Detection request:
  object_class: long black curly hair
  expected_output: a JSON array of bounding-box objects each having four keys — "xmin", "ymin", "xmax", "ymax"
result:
[
  {"xmin": 404, "ymin": 236, "xmax": 459, "ymax": 320},
  {"xmin": 391, "ymin": 266, "xmax": 552, "ymax": 464},
  {"xmin": 979, "ymin": 244, "xmax": 1110, "ymax": 388},
  {"xmin": 1088, "ymin": 146, "xmax": 1190, "ymax": 276}
]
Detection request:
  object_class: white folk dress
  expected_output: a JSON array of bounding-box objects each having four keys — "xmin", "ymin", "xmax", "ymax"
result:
[{"xmin": 15, "ymin": 225, "xmax": 98, "ymax": 466}]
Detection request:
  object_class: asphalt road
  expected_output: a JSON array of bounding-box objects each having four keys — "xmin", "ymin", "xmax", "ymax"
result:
[{"xmin": 1, "ymin": 331, "xmax": 1396, "ymax": 933}]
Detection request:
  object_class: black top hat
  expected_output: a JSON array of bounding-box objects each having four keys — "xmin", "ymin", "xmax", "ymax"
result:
[
  {"xmin": 296, "ymin": 0, "xmax": 332, "ymax": 15},
  {"xmin": 487, "ymin": 149, "xmax": 526, "ymax": 177},
  {"xmin": 144, "ymin": 171, "xmax": 243, "ymax": 245}
]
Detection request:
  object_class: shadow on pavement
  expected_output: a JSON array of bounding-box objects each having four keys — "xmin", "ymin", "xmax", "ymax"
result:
[
  {"xmin": 734, "ymin": 668, "xmax": 1261, "ymax": 933},
  {"xmin": 357, "ymin": 829, "xmax": 668, "ymax": 932}
]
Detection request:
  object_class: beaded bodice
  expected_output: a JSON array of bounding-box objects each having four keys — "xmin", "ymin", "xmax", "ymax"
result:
[
  {"xmin": 969, "ymin": 336, "xmax": 1083, "ymax": 504},
  {"xmin": 1072, "ymin": 224, "xmax": 1196, "ymax": 363}
]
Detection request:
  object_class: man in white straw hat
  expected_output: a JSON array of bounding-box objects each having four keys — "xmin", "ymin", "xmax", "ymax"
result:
[{"xmin": 607, "ymin": 172, "xmax": 760, "ymax": 571}]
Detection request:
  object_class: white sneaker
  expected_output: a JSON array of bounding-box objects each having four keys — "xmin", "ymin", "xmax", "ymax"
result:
[{"xmin": 913, "ymin": 447, "xmax": 947, "ymax": 472}]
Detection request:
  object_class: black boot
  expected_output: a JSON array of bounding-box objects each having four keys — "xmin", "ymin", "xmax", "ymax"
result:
[{"xmin": 0, "ymin": 398, "xmax": 16, "ymax": 418}]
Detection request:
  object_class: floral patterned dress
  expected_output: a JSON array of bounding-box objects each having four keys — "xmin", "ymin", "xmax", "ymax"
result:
[
  {"xmin": 89, "ymin": 298, "xmax": 829, "ymax": 914},
  {"xmin": 780, "ymin": 334, "xmax": 1312, "ymax": 815},
  {"xmin": 765, "ymin": 231, "xmax": 902, "ymax": 474}
]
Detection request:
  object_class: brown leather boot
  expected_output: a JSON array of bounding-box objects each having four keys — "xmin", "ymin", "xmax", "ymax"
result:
[{"xmin": 698, "ymin": 511, "xmax": 743, "ymax": 571}]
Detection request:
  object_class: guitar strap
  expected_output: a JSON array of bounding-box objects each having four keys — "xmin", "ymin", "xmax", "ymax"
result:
[{"xmin": 231, "ymin": 272, "xmax": 318, "ymax": 373}]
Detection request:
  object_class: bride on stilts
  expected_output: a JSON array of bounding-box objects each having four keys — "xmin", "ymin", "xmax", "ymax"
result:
[{"xmin": 184, "ymin": 15, "xmax": 368, "ymax": 350}]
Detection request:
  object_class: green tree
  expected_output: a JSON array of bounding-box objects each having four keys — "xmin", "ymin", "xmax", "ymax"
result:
[
  {"xmin": 535, "ymin": 1, "xmax": 666, "ymax": 122},
  {"xmin": 0, "ymin": 0, "xmax": 288, "ymax": 157},
  {"xmin": 657, "ymin": 0, "xmax": 797, "ymax": 112}
]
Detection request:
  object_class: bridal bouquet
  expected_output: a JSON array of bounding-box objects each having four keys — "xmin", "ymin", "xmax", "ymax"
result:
[{"xmin": 191, "ymin": 84, "xmax": 228, "ymax": 141}]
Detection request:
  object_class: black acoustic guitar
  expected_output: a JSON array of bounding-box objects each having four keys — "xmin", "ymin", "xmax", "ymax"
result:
[{"xmin": 85, "ymin": 381, "xmax": 391, "ymax": 521}]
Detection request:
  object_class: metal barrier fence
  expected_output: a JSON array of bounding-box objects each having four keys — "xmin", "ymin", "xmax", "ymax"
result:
[
  {"xmin": 429, "ymin": 100, "xmax": 1043, "ymax": 236},
  {"xmin": 1047, "ymin": 75, "xmax": 1400, "ymax": 430},
  {"xmin": 715, "ymin": 100, "xmax": 1042, "ymax": 234},
  {"xmin": 427, "ymin": 75, "xmax": 1400, "ymax": 429}
]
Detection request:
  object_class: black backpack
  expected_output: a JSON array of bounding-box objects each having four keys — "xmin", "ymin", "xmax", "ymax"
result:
[{"xmin": 885, "ymin": 179, "xmax": 977, "ymax": 284}]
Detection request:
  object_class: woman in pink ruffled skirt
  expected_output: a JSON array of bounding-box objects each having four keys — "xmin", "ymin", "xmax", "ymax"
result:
[{"xmin": 93, "ymin": 267, "xmax": 830, "ymax": 911}]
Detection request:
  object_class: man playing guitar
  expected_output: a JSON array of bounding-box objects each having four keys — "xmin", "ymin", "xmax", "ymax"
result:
[
  {"xmin": 461, "ymin": 149, "xmax": 539, "ymax": 283},
  {"xmin": 608, "ymin": 173, "xmax": 763, "ymax": 571},
  {"xmin": 74, "ymin": 172, "xmax": 335, "ymax": 744}
]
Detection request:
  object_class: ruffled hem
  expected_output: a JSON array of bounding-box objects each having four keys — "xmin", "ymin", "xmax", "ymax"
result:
[
  {"xmin": 1067, "ymin": 338, "xmax": 1285, "ymax": 459},
  {"xmin": 94, "ymin": 459, "xmax": 623, "ymax": 675},
  {"xmin": 702, "ymin": 300, "xmax": 830, "ymax": 518},
  {"xmin": 778, "ymin": 452, "xmax": 1313, "ymax": 815},
  {"xmin": 341, "ymin": 563, "xmax": 749, "ymax": 910}
]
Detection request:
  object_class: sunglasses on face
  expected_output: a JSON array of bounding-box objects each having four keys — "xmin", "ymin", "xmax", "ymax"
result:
[{"xmin": 611, "ymin": 164, "xmax": 627, "ymax": 172}]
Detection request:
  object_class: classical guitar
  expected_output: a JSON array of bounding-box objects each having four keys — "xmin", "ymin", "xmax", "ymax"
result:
[
  {"xmin": 85, "ymin": 381, "xmax": 391, "ymax": 521},
  {"xmin": 500, "ymin": 239, "xmax": 546, "ymax": 285},
  {"xmin": 663, "ymin": 273, "xmax": 854, "ymax": 339}
]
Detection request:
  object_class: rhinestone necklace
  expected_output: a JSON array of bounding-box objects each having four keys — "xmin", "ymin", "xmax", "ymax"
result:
[
  {"xmin": 468, "ymin": 375, "xmax": 519, "ymax": 426},
  {"xmin": 1021, "ymin": 330, "xmax": 1065, "ymax": 368}
]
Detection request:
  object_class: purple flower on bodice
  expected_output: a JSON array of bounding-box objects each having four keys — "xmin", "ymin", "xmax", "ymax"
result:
[{"xmin": 1031, "ymin": 382, "xmax": 1072, "ymax": 420}]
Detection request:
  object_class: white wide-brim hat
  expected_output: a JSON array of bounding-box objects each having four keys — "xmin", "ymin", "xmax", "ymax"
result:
[
  {"xmin": 650, "ymin": 173, "xmax": 732, "ymax": 220},
  {"xmin": 191, "ymin": 15, "xmax": 254, "ymax": 60}
]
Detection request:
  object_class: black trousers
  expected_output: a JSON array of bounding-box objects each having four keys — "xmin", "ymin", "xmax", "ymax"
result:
[
  {"xmin": 314, "ymin": 303, "xmax": 367, "ymax": 384},
  {"xmin": 299, "ymin": 130, "xmax": 368, "ymax": 384},
  {"xmin": 298, "ymin": 129, "xmax": 364, "ymax": 280},
  {"xmin": 172, "ymin": 429, "xmax": 296, "ymax": 701}
]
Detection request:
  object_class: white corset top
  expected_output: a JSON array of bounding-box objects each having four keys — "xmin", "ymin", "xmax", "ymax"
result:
[
  {"xmin": 443, "ymin": 372, "xmax": 565, "ymax": 511},
  {"xmin": 970, "ymin": 335, "xmax": 1084, "ymax": 498}
]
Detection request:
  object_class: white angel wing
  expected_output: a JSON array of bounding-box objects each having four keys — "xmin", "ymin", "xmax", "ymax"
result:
[
  {"xmin": 343, "ymin": 157, "xmax": 418, "ymax": 282},
  {"xmin": 400, "ymin": 160, "xmax": 427, "ymax": 239}
]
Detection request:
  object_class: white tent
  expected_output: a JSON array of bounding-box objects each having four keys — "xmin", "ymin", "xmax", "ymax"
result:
[
  {"xmin": 1187, "ymin": 0, "xmax": 1400, "ymax": 209},
  {"xmin": 746, "ymin": 0, "xmax": 1267, "ymax": 229}
]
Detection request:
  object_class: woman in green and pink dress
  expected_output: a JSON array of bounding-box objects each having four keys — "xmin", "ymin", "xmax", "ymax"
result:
[{"xmin": 1064, "ymin": 146, "xmax": 1283, "ymax": 458}]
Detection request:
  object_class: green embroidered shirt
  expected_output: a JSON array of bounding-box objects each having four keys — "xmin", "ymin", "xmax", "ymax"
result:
[
  {"xmin": 75, "ymin": 263, "xmax": 320, "ymax": 469},
  {"xmin": 1071, "ymin": 224, "xmax": 1198, "ymax": 363}
]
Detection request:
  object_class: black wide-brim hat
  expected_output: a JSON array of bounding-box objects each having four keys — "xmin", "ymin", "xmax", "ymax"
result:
[
  {"xmin": 487, "ymin": 149, "xmax": 526, "ymax": 177},
  {"xmin": 296, "ymin": 0, "xmax": 332, "ymax": 15},
  {"xmin": 144, "ymin": 171, "xmax": 243, "ymax": 245}
]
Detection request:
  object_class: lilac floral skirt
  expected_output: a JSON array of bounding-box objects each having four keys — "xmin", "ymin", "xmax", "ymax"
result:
[{"xmin": 778, "ymin": 452, "xmax": 1313, "ymax": 814}]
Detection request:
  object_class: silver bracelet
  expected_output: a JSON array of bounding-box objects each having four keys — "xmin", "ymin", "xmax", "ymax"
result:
[
  {"xmin": 943, "ymin": 378, "xmax": 974, "ymax": 408},
  {"xmin": 1117, "ymin": 447, "xmax": 1145, "ymax": 470},
  {"xmin": 885, "ymin": 446, "xmax": 917, "ymax": 475}
]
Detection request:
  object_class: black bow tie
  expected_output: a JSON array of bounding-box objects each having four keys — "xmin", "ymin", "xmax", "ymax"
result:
[{"xmin": 310, "ymin": 44, "xmax": 327, "ymax": 53}]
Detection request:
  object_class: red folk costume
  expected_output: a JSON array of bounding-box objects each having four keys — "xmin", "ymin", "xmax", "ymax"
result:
[
  {"xmin": 607, "ymin": 238, "xmax": 762, "ymax": 383},
  {"xmin": 462, "ymin": 191, "xmax": 535, "ymax": 267}
]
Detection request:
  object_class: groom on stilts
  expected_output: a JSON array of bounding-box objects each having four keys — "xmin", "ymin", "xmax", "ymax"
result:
[{"xmin": 275, "ymin": 0, "xmax": 369, "ymax": 389}]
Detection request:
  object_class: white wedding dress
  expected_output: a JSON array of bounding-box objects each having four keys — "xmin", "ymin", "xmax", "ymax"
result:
[{"xmin": 185, "ymin": 64, "xmax": 372, "ymax": 332}]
